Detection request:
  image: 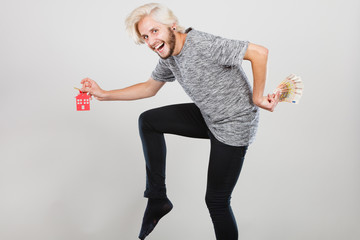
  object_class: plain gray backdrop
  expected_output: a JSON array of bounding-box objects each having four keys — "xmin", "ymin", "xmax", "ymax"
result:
[{"xmin": 0, "ymin": 0, "xmax": 359, "ymax": 239}]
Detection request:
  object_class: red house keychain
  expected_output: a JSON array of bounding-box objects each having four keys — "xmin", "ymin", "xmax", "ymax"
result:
[{"xmin": 74, "ymin": 87, "xmax": 91, "ymax": 111}]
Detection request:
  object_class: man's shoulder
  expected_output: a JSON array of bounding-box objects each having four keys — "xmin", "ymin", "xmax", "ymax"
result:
[
  {"xmin": 188, "ymin": 28, "xmax": 216, "ymax": 41},
  {"xmin": 185, "ymin": 28, "xmax": 217, "ymax": 55}
]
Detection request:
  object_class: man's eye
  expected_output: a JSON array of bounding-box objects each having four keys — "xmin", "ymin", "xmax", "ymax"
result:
[
  {"xmin": 143, "ymin": 35, "xmax": 148, "ymax": 40},
  {"xmin": 152, "ymin": 30, "xmax": 158, "ymax": 33}
]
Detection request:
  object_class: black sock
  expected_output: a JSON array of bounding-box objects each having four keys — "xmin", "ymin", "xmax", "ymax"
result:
[{"xmin": 138, "ymin": 198, "xmax": 173, "ymax": 240}]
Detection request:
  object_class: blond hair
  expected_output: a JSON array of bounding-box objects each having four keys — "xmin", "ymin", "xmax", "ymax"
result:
[{"xmin": 125, "ymin": 3, "xmax": 185, "ymax": 44}]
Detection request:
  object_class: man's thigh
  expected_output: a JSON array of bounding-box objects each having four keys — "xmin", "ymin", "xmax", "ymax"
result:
[
  {"xmin": 139, "ymin": 103, "xmax": 210, "ymax": 139},
  {"xmin": 206, "ymin": 132, "xmax": 248, "ymax": 191}
]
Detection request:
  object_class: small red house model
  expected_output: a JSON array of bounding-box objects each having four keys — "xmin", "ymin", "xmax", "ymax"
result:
[{"xmin": 75, "ymin": 91, "xmax": 90, "ymax": 111}]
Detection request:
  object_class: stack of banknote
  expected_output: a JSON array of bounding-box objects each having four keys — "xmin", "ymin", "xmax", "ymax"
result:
[{"xmin": 274, "ymin": 74, "xmax": 304, "ymax": 104}]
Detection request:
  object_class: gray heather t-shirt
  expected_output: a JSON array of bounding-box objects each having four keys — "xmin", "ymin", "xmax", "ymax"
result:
[{"xmin": 151, "ymin": 28, "xmax": 259, "ymax": 146}]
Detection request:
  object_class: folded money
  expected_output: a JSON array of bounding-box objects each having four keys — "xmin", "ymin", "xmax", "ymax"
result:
[{"xmin": 274, "ymin": 74, "xmax": 303, "ymax": 104}]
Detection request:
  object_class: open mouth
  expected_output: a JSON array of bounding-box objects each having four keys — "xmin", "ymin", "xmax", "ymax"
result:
[{"xmin": 155, "ymin": 42, "xmax": 165, "ymax": 53}]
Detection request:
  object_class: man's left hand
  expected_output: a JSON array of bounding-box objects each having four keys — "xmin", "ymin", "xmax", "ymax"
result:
[{"xmin": 253, "ymin": 92, "xmax": 280, "ymax": 112}]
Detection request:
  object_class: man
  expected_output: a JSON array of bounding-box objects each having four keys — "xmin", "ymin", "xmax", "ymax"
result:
[{"xmin": 81, "ymin": 3, "xmax": 280, "ymax": 240}]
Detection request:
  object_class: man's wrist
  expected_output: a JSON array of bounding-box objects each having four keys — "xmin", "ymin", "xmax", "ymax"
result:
[
  {"xmin": 99, "ymin": 89, "xmax": 110, "ymax": 100},
  {"xmin": 252, "ymin": 95, "xmax": 263, "ymax": 106}
]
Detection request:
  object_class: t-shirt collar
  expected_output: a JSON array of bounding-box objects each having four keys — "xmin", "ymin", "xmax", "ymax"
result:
[{"xmin": 174, "ymin": 27, "xmax": 193, "ymax": 58}]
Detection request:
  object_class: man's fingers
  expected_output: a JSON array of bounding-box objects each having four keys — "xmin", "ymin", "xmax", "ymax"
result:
[
  {"xmin": 80, "ymin": 78, "xmax": 92, "ymax": 87},
  {"xmin": 81, "ymin": 78, "xmax": 90, "ymax": 84},
  {"xmin": 270, "ymin": 92, "xmax": 281, "ymax": 112},
  {"xmin": 275, "ymin": 91, "xmax": 280, "ymax": 100},
  {"xmin": 80, "ymin": 86, "xmax": 89, "ymax": 92},
  {"xmin": 80, "ymin": 81, "xmax": 92, "ymax": 92}
]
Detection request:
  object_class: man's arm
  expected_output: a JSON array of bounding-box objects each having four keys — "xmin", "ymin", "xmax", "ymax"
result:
[
  {"xmin": 80, "ymin": 77, "xmax": 166, "ymax": 101},
  {"xmin": 244, "ymin": 43, "xmax": 279, "ymax": 112}
]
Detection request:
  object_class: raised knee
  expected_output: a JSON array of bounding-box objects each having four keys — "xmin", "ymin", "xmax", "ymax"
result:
[{"xmin": 138, "ymin": 110, "xmax": 154, "ymax": 131}]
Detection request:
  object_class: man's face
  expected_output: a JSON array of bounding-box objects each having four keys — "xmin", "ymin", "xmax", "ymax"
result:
[{"xmin": 137, "ymin": 15, "xmax": 176, "ymax": 59}]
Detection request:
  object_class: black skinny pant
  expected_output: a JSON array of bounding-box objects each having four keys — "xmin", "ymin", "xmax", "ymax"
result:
[{"xmin": 138, "ymin": 103, "xmax": 248, "ymax": 240}]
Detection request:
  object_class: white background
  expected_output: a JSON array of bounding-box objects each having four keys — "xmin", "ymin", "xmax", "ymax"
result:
[{"xmin": 0, "ymin": 0, "xmax": 359, "ymax": 239}]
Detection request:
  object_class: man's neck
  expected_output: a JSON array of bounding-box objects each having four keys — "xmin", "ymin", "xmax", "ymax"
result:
[{"xmin": 172, "ymin": 32, "xmax": 188, "ymax": 56}]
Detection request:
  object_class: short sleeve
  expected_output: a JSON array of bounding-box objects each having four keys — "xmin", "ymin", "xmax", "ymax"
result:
[
  {"xmin": 209, "ymin": 36, "xmax": 249, "ymax": 67},
  {"xmin": 151, "ymin": 59, "xmax": 176, "ymax": 82}
]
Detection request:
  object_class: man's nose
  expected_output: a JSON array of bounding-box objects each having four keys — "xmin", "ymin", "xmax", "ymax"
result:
[{"xmin": 146, "ymin": 37, "xmax": 156, "ymax": 49}]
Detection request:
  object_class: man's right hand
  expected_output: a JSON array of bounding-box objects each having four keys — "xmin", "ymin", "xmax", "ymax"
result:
[{"xmin": 80, "ymin": 78, "xmax": 107, "ymax": 100}]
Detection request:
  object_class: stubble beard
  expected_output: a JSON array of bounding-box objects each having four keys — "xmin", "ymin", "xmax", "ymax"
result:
[{"xmin": 159, "ymin": 27, "xmax": 176, "ymax": 59}]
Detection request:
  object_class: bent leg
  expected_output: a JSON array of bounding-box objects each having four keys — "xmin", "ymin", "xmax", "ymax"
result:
[
  {"xmin": 138, "ymin": 103, "xmax": 209, "ymax": 198},
  {"xmin": 138, "ymin": 103, "xmax": 209, "ymax": 239},
  {"xmin": 205, "ymin": 132, "xmax": 248, "ymax": 240}
]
